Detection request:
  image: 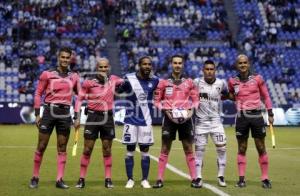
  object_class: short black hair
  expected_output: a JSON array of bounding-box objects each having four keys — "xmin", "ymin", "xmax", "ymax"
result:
[
  {"xmin": 203, "ymin": 60, "xmax": 216, "ymax": 68},
  {"xmin": 59, "ymin": 47, "xmax": 72, "ymax": 56},
  {"xmin": 204, "ymin": 59, "xmax": 215, "ymax": 65},
  {"xmin": 138, "ymin": 56, "xmax": 152, "ymax": 66},
  {"xmin": 171, "ymin": 54, "xmax": 184, "ymax": 63}
]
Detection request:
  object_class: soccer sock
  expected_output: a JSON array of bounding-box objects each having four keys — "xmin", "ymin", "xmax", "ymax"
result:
[
  {"xmin": 125, "ymin": 151, "xmax": 134, "ymax": 180},
  {"xmin": 103, "ymin": 155, "xmax": 112, "ymax": 179},
  {"xmin": 57, "ymin": 152, "xmax": 67, "ymax": 181},
  {"xmin": 79, "ymin": 154, "xmax": 91, "ymax": 178},
  {"xmin": 258, "ymin": 153, "xmax": 269, "ymax": 180},
  {"xmin": 195, "ymin": 145, "xmax": 205, "ymax": 179},
  {"xmin": 157, "ymin": 153, "xmax": 168, "ymax": 180},
  {"xmin": 33, "ymin": 151, "xmax": 43, "ymax": 177},
  {"xmin": 237, "ymin": 153, "xmax": 246, "ymax": 178},
  {"xmin": 216, "ymin": 146, "xmax": 227, "ymax": 177},
  {"xmin": 141, "ymin": 152, "xmax": 150, "ymax": 180},
  {"xmin": 185, "ymin": 152, "xmax": 197, "ymax": 180}
]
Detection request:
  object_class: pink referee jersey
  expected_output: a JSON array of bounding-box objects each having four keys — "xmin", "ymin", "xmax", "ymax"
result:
[
  {"xmin": 74, "ymin": 75, "xmax": 123, "ymax": 112},
  {"xmin": 154, "ymin": 76, "xmax": 199, "ymax": 110},
  {"xmin": 34, "ymin": 69, "xmax": 80, "ymax": 114},
  {"xmin": 228, "ymin": 74, "xmax": 272, "ymax": 111}
]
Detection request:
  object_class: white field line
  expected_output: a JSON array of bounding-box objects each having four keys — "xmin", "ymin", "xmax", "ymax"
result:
[
  {"xmin": 0, "ymin": 145, "xmax": 299, "ymax": 150},
  {"xmin": 113, "ymin": 138, "xmax": 230, "ymax": 196}
]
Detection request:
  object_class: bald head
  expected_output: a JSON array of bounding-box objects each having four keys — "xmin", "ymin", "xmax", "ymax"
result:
[
  {"xmin": 236, "ymin": 54, "xmax": 249, "ymax": 64},
  {"xmin": 97, "ymin": 57, "xmax": 110, "ymax": 66},
  {"xmin": 96, "ymin": 57, "xmax": 110, "ymax": 76},
  {"xmin": 235, "ymin": 54, "xmax": 250, "ymax": 75}
]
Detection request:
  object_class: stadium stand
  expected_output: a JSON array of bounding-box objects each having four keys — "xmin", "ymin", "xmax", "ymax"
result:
[
  {"xmin": 0, "ymin": 0, "xmax": 299, "ymax": 106},
  {"xmin": 0, "ymin": 0, "xmax": 107, "ymax": 103}
]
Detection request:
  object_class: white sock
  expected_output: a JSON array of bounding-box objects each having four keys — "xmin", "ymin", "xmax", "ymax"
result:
[
  {"xmin": 126, "ymin": 151, "xmax": 134, "ymax": 157},
  {"xmin": 195, "ymin": 145, "xmax": 206, "ymax": 179},
  {"xmin": 216, "ymin": 146, "xmax": 226, "ymax": 177}
]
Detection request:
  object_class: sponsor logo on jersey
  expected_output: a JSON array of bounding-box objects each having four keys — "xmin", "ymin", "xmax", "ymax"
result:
[{"xmin": 138, "ymin": 93, "xmax": 147, "ymax": 101}]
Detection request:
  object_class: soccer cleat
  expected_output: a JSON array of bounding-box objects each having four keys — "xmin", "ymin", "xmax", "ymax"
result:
[
  {"xmin": 105, "ymin": 178, "xmax": 114, "ymax": 188},
  {"xmin": 218, "ymin": 176, "xmax": 227, "ymax": 187},
  {"xmin": 125, "ymin": 179, "xmax": 135, "ymax": 188},
  {"xmin": 191, "ymin": 178, "xmax": 202, "ymax": 188},
  {"xmin": 261, "ymin": 179, "xmax": 272, "ymax": 189},
  {"xmin": 141, "ymin": 179, "xmax": 151, "ymax": 188},
  {"xmin": 235, "ymin": 180, "xmax": 246, "ymax": 188},
  {"xmin": 75, "ymin": 178, "xmax": 85, "ymax": 189},
  {"xmin": 152, "ymin": 179, "xmax": 163, "ymax": 188},
  {"xmin": 29, "ymin": 177, "xmax": 39, "ymax": 189},
  {"xmin": 56, "ymin": 178, "xmax": 69, "ymax": 189},
  {"xmin": 196, "ymin": 178, "xmax": 203, "ymax": 187}
]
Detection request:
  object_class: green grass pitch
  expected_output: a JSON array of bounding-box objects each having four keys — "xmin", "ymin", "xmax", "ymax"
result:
[{"xmin": 0, "ymin": 125, "xmax": 299, "ymax": 196}]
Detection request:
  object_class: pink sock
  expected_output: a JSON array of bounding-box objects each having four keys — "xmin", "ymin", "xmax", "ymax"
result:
[
  {"xmin": 57, "ymin": 152, "xmax": 67, "ymax": 181},
  {"xmin": 185, "ymin": 152, "xmax": 196, "ymax": 180},
  {"xmin": 237, "ymin": 154, "xmax": 246, "ymax": 177},
  {"xmin": 158, "ymin": 153, "xmax": 168, "ymax": 180},
  {"xmin": 33, "ymin": 151, "xmax": 43, "ymax": 177},
  {"xmin": 103, "ymin": 156, "xmax": 112, "ymax": 179},
  {"xmin": 80, "ymin": 154, "xmax": 91, "ymax": 178},
  {"xmin": 259, "ymin": 153, "xmax": 269, "ymax": 180}
]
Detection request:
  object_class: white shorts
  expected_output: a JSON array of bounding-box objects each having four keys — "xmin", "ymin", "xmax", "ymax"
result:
[
  {"xmin": 194, "ymin": 124, "xmax": 225, "ymax": 135},
  {"xmin": 122, "ymin": 124, "xmax": 154, "ymax": 145},
  {"xmin": 194, "ymin": 125, "xmax": 226, "ymax": 146}
]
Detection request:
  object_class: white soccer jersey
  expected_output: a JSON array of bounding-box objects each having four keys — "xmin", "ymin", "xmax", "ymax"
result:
[{"xmin": 194, "ymin": 77, "xmax": 228, "ymax": 131}]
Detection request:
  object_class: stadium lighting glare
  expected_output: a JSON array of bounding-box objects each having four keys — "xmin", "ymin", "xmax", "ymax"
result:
[{"xmin": 8, "ymin": 103, "xmax": 18, "ymax": 108}]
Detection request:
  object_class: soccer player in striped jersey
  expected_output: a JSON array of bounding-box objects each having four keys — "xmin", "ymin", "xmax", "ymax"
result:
[
  {"xmin": 119, "ymin": 56, "xmax": 159, "ymax": 188},
  {"xmin": 193, "ymin": 60, "xmax": 229, "ymax": 187},
  {"xmin": 74, "ymin": 57, "xmax": 123, "ymax": 189},
  {"xmin": 30, "ymin": 47, "xmax": 80, "ymax": 189}
]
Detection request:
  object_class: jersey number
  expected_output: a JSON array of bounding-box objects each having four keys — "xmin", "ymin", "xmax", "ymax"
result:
[{"xmin": 216, "ymin": 134, "xmax": 224, "ymax": 142}]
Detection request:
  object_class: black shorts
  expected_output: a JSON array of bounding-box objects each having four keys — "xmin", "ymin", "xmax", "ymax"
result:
[
  {"xmin": 162, "ymin": 115, "xmax": 194, "ymax": 141},
  {"xmin": 83, "ymin": 110, "xmax": 115, "ymax": 140},
  {"xmin": 235, "ymin": 110, "xmax": 266, "ymax": 139},
  {"xmin": 39, "ymin": 104, "xmax": 72, "ymax": 136}
]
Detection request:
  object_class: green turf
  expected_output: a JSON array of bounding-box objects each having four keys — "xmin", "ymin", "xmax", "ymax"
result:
[{"xmin": 0, "ymin": 125, "xmax": 299, "ymax": 196}]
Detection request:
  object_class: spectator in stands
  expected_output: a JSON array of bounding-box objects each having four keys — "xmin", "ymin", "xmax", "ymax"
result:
[
  {"xmin": 267, "ymin": 23, "xmax": 277, "ymax": 43},
  {"xmin": 173, "ymin": 39, "xmax": 182, "ymax": 49}
]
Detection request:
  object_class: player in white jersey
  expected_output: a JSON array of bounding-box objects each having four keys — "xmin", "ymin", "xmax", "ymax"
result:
[{"xmin": 193, "ymin": 60, "xmax": 229, "ymax": 187}]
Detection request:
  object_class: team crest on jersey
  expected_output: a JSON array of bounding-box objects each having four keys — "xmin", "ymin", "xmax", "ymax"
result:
[
  {"xmin": 216, "ymin": 87, "xmax": 221, "ymax": 92},
  {"xmin": 148, "ymin": 82, "xmax": 153, "ymax": 88},
  {"xmin": 249, "ymin": 78, "xmax": 257, "ymax": 85}
]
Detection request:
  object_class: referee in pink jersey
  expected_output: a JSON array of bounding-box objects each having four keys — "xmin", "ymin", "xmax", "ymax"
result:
[
  {"xmin": 228, "ymin": 54, "xmax": 274, "ymax": 189},
  {"xmin": 30, "ymin": 47, "xmax": 81, "ymax": 189},
  {"xmin": 74, "ymin": 58, "xmax": 123, "ymax": 189},
  {"xmin": 153, "ymin": 54, "xmax": 201, "ymax": 188}
]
